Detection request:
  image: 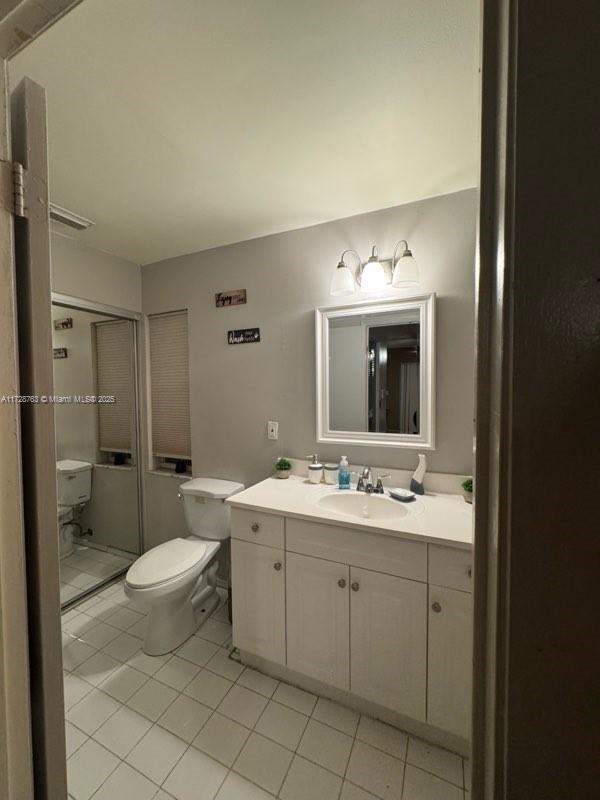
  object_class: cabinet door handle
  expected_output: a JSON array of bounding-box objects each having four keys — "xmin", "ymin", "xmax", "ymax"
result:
[
  {"xmin": 351, "ymin": 582, "xmax": 360, "ymax": 592},
  {"xmin": 274, "ymin": 562, "xmax": 282, "ymax": 571},
  {"xmin": 251, "ymin": 522, "xmax": 260, "ymax": 532},
  {"xmin": 431, "ymin": 601, "xmax": 442, "ymax": 613},
  {"xmin": 338, "ymin": 578, "xmax": 346, "ymax": 589}
]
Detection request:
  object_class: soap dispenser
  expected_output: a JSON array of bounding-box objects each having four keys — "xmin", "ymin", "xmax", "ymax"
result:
[
  {"xmin": 338, "ymin": 456, "xmax": 351, "ymax": 490},
  {"xmin": 307, "ymin": 454, "xmax": 323, "ymax": 484},
  {"xmin": 410, "ymin": 453, "xmax": 427, "ymax": 495}
]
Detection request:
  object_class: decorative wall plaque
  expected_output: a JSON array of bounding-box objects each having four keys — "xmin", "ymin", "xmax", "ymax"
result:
[
  {"xmin": 53, "ymin": 317, "xmax": 73, "ymax": 330},
  {"xmin": 216, "ymin": 289, "xmax": 247, "ymax": 307},
  {"xmin": 227, "ymin": 328, "xmax": 260, "ymax": 345},
  {"xmin": 53, "ymin": 347, "xmax": 68, "ymax": 359}
]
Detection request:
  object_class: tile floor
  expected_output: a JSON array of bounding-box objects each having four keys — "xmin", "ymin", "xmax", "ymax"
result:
[
  {"xmin": 63, "ymin": 580, "xmax": 470, "ymax": 800},
  {"xmin": 60, "ymin": 544, "xmax": 135, "ymax": 606}
]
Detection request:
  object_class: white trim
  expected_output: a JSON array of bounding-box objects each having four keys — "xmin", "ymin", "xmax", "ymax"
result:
[
  {"xmin": 51, "ymin": 291, "xmax": 141, "ymax": 320},
  {"xmin": 316, "ymin": 294, "xmax": 436, "ymax": 449}
]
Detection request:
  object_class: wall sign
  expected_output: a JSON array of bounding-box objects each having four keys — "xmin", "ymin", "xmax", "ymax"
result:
[
  {"xmin": 53, "ymin": 347, "xmax": 68, "ymax": 359},
  {"xmin": 228, "ymin": 328, "xmax": 260, "ymax": 345},
  {"xmin": 53, "ymin": 317, "xmax": 73, "ymax": 330},
  {"xmin": 216, "ymin": 289, "xmax": 247, "ymax": 308}
]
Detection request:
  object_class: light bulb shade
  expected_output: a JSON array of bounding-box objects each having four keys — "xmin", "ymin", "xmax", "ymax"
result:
[
  {"xmin": 330, "ymin": 263, "xmax": 355, "ymax": 295},
  {"xmin": 392, "ymin": 251, "xmax": 419, "ymax": 286},
  {"xmin": 360, "ymin": 258, "xmax": 386, "ymax": 292}
]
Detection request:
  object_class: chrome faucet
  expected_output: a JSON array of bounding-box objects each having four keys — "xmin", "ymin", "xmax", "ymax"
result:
[{"xmin": 356, "ymin": 467, "xmax": 373, "ymax": 493}]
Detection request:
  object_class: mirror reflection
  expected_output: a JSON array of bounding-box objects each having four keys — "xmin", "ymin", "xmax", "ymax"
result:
[{"xmin": 329, "ymin": 308, "xmax": 421, "ymax": 434}]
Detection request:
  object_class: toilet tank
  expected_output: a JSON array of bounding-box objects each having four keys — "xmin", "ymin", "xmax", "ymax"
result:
[
  {"xmin": 56, "ymin": 460, "xmax": 92, "ymax": 506},
  {"xmin": 179, "ymin": 477, "xmax": 244, "ymax": 540}
]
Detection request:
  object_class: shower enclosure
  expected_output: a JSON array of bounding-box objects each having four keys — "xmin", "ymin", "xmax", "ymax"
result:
[{"xmin": 51, "ymin": 294, "xmax": 143, "ymax": 607}]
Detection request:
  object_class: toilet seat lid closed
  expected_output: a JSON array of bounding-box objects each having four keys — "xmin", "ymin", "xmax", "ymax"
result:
[{"xmin": 127, "ymin": 538, "xmax": 213, "ymax": 588}]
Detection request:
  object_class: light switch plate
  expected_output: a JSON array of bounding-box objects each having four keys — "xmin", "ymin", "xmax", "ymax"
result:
[{"xmin": 267, "ymin": 421, "xmax": 279, "ymax": 440}]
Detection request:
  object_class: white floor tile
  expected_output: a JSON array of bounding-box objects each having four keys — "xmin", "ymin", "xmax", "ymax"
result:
[
  {"xmin": 89, "ymin": 762, "xmax": 158, "ymax": 800},
  {"xmin": 272, "ymin": 683, "xmax": 317, "ymax": 716},
  {"xmin": 312, "ymin": 697, "xmax": 359, "ymax": 736},
  {"xmin": 217, "ymin": 684, "xmax": 268, "ymax": 728},
  {"xmin": 102, "ymin": 632, "xmax": 141, "ymax": 662},
  {"xmin": 184, "ymin": 669, "xmax": 233, "ymax": 709},
  {"xmin": 63, "ymin": 614, "xmax": 97, "ymax": 638},
  {"xmin": 85, "ymin": 599, "xmax": 118, "ymax": 621},
  {"xmin": 233, "ymin": 732, "xmax": 293, "ymax": 795},
  {"xmin": 106, "ymin": 606, "xmax": 144, "ymax": 632},
  {"xmin": 65, "ymin": 721, "xmax": 88, "ymax": 758},
  {"xmin": 204, "ymin": 648, "xmax": 245, "ymax": 682},
  {"xmin": 158, "ymin": 694, "xmax": 212, "ymax": 743},
  {"xmin": 127, "ymin": 678, "xmax": 178, "ymax": 721},
  {"xmin": 64, "ymin": 673, "xmax": 94, "ymax": 710},
  {"xmin": 128, "ymin": 617, "xmax": 148, "ymax": 640},
  {"xmin": 297, "ymin": 718, "xmax": 353, "ymax": 776},
  {"xmin": 237, "ymin": 667, "xmax": 278, "ymax": 698},
  {"xmin": 127, "ymin": 649, "xmax": 171, "ymax": 676},
  {"xmin": 126, "ymin": 725, "xmax": 187, "ymax": 786},
  {"xmin": 154, "ymin": 655, "xmax": 200, "ymax": 691},
  {"xmin": 63, "ymin": 639, "xmax": 97, "ymax": 671},
  {"xmin": 215, "ymin": 771, "xmax": 275, "ymax": 800},
  {"xmin": 357, "ymin": 716, "xmax": 409, "ymax": 760},
  {"xmin": 100, "ymin": 663, "xmax": 148, "ymax": 702},
  {"xmin": 255, "ymin": 700, "xmax": 308, "ymax": 751},
  {"xmin": 346, "ymin": 740, "xmax": 405, "ymax": 800},
  {"xmin": 78, "ymin": 622, "xmax": 121, "ymax": 650},
  {"xmin": 192, "ymin": 712, "xmax": 250, "ymax": 767},
  {"xmin": 176, "ymin": 636, "xmax": 220, "ymax": 667},
  {"xmin": 196, "ymin": 619, "xmax": 232, "ymax": 645},
  {"xmin": 280, "ymin": 755, "xmax": 343, "ymax": 800},
  {"xmin": 163, "ymin": 747, "xmax": 228, "ymax": 800},
  {"xmin": 67, "ymin": 738, "xmax": 119, "ymax": 800},
  {"xmin": 93, "ymin": 704, "xmax": 152, "ymax": 758},
  {"xmin": 407, "ymin": 738, "xmax": 463, "ymax": 787},
  {"xmin": 402, "ymin": 765, "xmax": 464, "ymax": 800},
  {"xmin": 74, "ymin": 651, "xmax": 120, "ymax": 687},
  {"xmin": 66, "ymin": 689, "xmax": 121, "ymax": 735},
  {"xmin": 340, "ymin": 781, "xmax": 379, "ymax": 800}
]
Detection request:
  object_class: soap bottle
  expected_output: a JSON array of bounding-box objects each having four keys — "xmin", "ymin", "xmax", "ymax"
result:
[
  {"xmin": 410, "ymin": 453, "xmax": 427, "ymax": 495},
  {"xmin": 307, "ymin": 454, "xmax": 323, "ymax": 484},
  {"xmin": 338, "ymin": 456, "xmax": 351, "ymax": 490}
]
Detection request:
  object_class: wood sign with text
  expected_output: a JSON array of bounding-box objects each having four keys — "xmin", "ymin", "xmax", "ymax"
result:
[
  {"xmin": 216, "ymin": 289, "xmax": 247, "ymax": 307},
  {"xmin": 228, "ymin": 328, "xmax": 260, "ymax": 345}
]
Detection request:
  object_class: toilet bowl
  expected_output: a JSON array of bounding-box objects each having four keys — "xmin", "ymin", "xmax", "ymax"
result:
[
  {"xmin": 56, "ymin": 460, "xmax": 93, "ymax": 559},
  {"xmin": 58, "ymin": 505, "xmax": 75, "ymax": 558},
  {"xmin": 125, "ymin": 477, "xmax": 243, "ymax": 655}
]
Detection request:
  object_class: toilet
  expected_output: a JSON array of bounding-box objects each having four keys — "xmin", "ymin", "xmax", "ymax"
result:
[
  {"xmin": 124, "ymin": 477, "xmax": 243, "ymax": 656},
  {"xmin": 56, "ymin": 459, "xmax": 93, "ymax": 558}
]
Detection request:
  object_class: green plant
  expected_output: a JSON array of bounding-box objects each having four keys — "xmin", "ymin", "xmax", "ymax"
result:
[
  {"xmin": 275, "ymin": 457, "xmax": 291, "ymax": 471},
  {"xmin": 462, "ymin": 477, "xmax": 473, "ymax": 493}
]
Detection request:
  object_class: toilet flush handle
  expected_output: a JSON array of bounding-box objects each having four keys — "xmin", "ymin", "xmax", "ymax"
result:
[{"xmin": 177, "ymin": 491, "xmax": 183, "ymax": 500}]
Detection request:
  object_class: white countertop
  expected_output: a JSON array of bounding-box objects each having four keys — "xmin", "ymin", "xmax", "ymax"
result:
[{"xmin": 227, "ymin": 476, "xmax": 473, "ymax": 550}]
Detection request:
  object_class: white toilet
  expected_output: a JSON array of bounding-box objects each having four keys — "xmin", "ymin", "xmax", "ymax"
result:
[
  {"xmin": 56, "ymin": 459, "xmax": 93, "ymax": 558},
  {"xmin": 124, "ymin": 477, "xmax": 243, "ymax": 656}
]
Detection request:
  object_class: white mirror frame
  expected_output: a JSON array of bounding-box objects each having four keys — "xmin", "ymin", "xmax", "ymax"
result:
[{"xmin": 316, "ymin": 293, "xmax": 436, "ymax": 449}]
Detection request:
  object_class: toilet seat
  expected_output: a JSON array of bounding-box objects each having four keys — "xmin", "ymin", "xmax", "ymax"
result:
[{"xmin": 126, "ymin": 538, "xmax": 220, "ymax": 589}]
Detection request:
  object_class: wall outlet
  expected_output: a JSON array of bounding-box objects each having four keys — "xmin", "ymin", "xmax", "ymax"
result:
[{"xmin": 267, "ymin": 421, "xmax": 279, "ymax": 440}]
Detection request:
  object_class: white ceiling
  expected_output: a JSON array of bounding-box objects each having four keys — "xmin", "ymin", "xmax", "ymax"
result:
[{"xmin": 10, "ymin": 0, "xmax": 480, "ymax": 265}]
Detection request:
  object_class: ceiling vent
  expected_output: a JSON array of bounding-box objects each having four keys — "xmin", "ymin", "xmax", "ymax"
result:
[{"xmin": 49, "ymin": 203, "xmax": 95, "ymax": 231}]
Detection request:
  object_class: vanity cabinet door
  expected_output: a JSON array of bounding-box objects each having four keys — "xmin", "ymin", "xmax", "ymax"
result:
[
  {"xmin": 350, "ymin": 567, "xmax": 427, "ymax": 720},
  {"xmin": 427, "ymin": 585, "xmax": 473, "ymax": 739},
  {"xmin": 231, "ymin": 539, "xmax": 286, "ymax": 665},
  {"xmin": 286, "ymin": 552, "xmax": 350, "ymax": 690}
]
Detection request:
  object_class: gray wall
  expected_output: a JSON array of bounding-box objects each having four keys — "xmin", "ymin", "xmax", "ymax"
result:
[
  {"xmin": 50, "ymin": 229, "xmax": 142, "ymax": 311},
  {"xmin": 142, "ymin": 189, "xmax": 476, "ymax": 492}
]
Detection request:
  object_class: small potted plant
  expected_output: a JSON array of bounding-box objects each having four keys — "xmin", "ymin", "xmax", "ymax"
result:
[
  {"xmin": 274, "ymin": 457, "xmax": 292, "ymax": 479},
  {"xmin": 461, "ymin": 477, "xmax": 473, "ymax": 504}
]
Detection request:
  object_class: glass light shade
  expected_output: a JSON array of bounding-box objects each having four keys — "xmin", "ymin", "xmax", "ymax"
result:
[
  {"xmin": 360, "ymin": 258, "xmax": 386, "ymax": 292},
  {"xmin": 330, "ymin": 263, "xmax": 355, "ymax": 295},
  {"xmin": 392, "ymin": 251, "xmax": 419, "ymax": 286}
]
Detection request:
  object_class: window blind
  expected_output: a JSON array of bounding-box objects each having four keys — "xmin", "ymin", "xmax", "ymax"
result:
[
  {"xmin": 93, "ymin": 319, "xmax": 133, "ymax": 453},
  {"xmin": 148, "ymin": 310, "xmax": 191, "ymax": 459}
]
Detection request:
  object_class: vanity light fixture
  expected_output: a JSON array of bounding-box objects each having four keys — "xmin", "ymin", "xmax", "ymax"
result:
[
  {"xmin": 330, "ymin": 249, "xmax": 360, "ymax": 296},
  {"xmin": 391, "ymin": 239, "xmax": 420, "ymax": 287},
  {"xmin": 329, "ymin": 240, "xmax": 419, "ymax": 296}
]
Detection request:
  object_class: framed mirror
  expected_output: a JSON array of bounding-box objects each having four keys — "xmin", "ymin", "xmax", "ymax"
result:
[{"xmin": 316, "ymin": 294, "xmax": 435, "ymax": 448}]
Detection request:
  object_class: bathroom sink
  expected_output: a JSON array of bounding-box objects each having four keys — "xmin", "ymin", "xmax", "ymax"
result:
[{"xmin": 315, "ymin": 491, "xmax": 419, "ymax": 521}]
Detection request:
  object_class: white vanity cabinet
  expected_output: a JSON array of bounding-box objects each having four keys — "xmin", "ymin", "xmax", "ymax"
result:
[{"xmin": 230, "ymin": 507, "xmax": 472, "ymax": 743}]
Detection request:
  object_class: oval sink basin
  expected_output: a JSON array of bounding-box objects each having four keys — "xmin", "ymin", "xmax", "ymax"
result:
[{"xmin": 316, "ymin": 491, "xmax": 419, "ymax": 521}]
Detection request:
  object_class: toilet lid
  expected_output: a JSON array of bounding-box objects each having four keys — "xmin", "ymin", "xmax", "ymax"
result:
[{"xmin": 127, "ymin": 538, "xmax": 209, "ymax": 588}]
